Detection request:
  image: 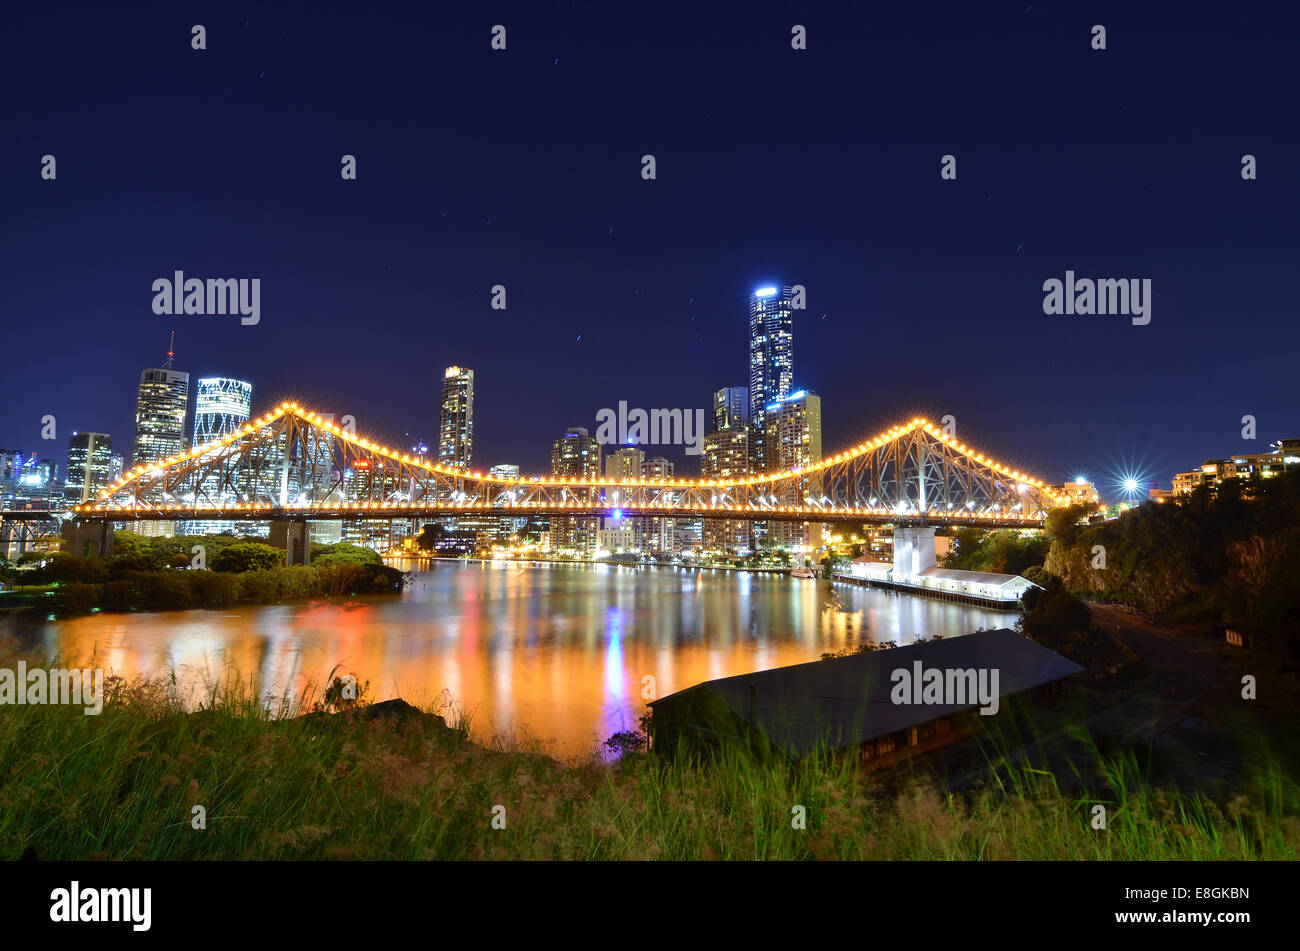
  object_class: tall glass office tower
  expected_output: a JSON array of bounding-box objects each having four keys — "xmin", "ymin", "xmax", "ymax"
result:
[
  {"xmin": 438, "ymin": 366, "xmax": 474, "ymax": 469},
  {"xmin": 182, "ymin": 377, "xmax": 253, "ymax": 535},
  {"xmin": 193, "ymin": 377, "xmax": 252, "ymax": 446},
  {"xmin": 65, "ymin": 432, "xmax": 113, "ymax": 504},
  {"xmin": 747, "ymin": 285, "xmax": 794, "ymax": 472},
  {"xmin": 131, "ymin": 338, "xmax": 189, "ymax": 536},
  {"xmin": 133, "ymin": 370, "xmax": 190, "ymax": 465}
]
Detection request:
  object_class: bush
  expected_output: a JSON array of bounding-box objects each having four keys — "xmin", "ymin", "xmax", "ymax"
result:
[
  {"xmin": 30, "ymin": 540, "xmax": 407, "ymax": 615},
  {"xmin": 1020, "ymin": 576, "xmax": 1092, "ymax": 649},
  {"xmin": 212, "ymin": 543, "xmax": 286, "ymax": 573},
  {"xmin": 313, "ymin": 563, "xmax": 369, "ymax": 597},
  {"xmin": 97, "ymin": 580, "xmax": 138, "ymax": 612},
  {"xmin": 60, "ymin": 582, "xmax": 98, "ymax": 614},
  {"xmin": 134, "ymin": 572, "xmax": 195, "ymax": 611},
  {"xmin": 36, "ymin": 554, "xmax": 108, "ymax": 585},
  {"xmin": 945, "ymin": 529, "xmax": 1047, "ymax": 575},
  {"xmin": 108, "ymin": 554, "xmax": 154, "ymax": 580},
  {"xmin": 1021, "ymin": 565, "xmax": 1054, "ymax": 587},
  {"xmin": 186, "ymin": 570, "xmax": 242, "ymax": 609},
  {"xmin": 311, "ymin": 543, "xmax": 381, "ymax": 567}
]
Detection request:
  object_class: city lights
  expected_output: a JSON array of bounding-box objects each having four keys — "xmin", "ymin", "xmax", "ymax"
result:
[{"xmin": 72, "ymin": 404, "xmax": 1061, "ymax": 526}]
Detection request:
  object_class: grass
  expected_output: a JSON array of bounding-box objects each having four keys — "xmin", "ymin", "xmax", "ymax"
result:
[{"xmin": 1, "ymin": 648, "xmax": 1296, "ymax": 860}]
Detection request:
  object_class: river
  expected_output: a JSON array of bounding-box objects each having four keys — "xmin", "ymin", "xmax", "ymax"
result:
[{"xmin": 26, "ymin": 560, "xmax": 1021, "ymax": 757}]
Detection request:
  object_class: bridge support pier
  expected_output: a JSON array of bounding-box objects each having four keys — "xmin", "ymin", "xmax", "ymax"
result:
[
  {"xmin": 61, "ymin": 521, "xmax": 115, "ymax": 559},
  {"xmin": 269, "ymin": 521, "xmax": 311, "ymax": 566},
  {"xmin": 0, "ymin": 522, "xmax": 21, "ymax": 558},
  {"xmin": 892, "ymin": 526, "xmax": 936, "ymax": 581}
]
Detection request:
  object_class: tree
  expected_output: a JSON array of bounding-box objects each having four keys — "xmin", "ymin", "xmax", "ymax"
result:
[
  {"xmin": 60, "ymin": 581, "xmax": 98, "ymax": 614},
  {"xmin": 112, "ymin": 530, "xmax": 155, "ymax": 563},
  {"xmin": 312, "ymin": 543, "xmax": 382, "ymax": 567},
  {"xmin": 211, "ymin": 542, "xmax": 286, "ymax": 573},
  {"xmin": 415, "ymin": 523, "xmax": 446, "ymax": 551},
  {"xmin": 944, "ymin": 528, "xmax": 1046, "ymax": 575},
  {"xmin": 1044, "ymin": 503, "xmax": 1095, "ymax": 548},
  {"xmin": 1020, "ymin": 576, "xmax": 1092, "ymax": 648}
]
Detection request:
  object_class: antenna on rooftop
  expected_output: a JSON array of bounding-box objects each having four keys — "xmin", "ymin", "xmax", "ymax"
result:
[{"xmin": 164, "ymin": 330, "xmax": 175, "ymax": 369}]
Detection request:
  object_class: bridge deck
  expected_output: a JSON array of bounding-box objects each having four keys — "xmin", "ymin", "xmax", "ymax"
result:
[{"xmin": 49, "ymin": 505, "xmax": 1045, "ymax": 528}]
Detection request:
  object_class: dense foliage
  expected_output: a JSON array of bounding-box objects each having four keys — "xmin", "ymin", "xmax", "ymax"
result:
[
  {"xmin": 942, "ymin": 528, "xmax": 1048, "ymax": 576},
  {"xmin": 1042, "ymin": 475, "xmax": 1300, "ymax": 667},
  {"xmin": 12, "ymin": 532, "xmax": 406, "ymax": 614}
]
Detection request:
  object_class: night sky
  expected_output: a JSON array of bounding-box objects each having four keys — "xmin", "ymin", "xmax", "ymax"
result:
[{"xmin": 3, "ymin": 2, "xmax": 1296, "ymax": 498}]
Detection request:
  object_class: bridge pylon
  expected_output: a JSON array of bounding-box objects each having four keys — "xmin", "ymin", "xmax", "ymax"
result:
[
  {"xmin": 269, "ymin": 520, "xmax": 312, "ymax": 566},
  {"xmin": 60, "ymin": 520, "xmax": 114, "ymax": 559},
  {"xmin": 892, "ymin": 525, "xmax": 937, "ymax": 581}
]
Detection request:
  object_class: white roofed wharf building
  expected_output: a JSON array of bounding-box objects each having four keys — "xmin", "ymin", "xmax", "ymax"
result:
[{"xmin": 843, "ymin": 555, "xmax": 1039, "ymax": 606}]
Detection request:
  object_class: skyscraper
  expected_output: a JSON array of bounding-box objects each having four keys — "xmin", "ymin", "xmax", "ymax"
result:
[
  {"xmin": 193, "ymin": 377, "xmax": 252, "ymax": 446},
  {"xmin": 132, "ymin": 339, "xmax": 190, "ymax": 536},
  {"xmin": 605, "ymin": 447, "xmax": 646, "ymax": 550},
  {"xmin": 133, "ymin": 337, "xmax": 190, "ymax": 467},
  {"xmin": 713, "ymin": 386, "xmax": 750, "ymax": 432},
  {"xmin": 549, "ymin": 425, "xmax": 601, "ymax": 553},
  {"xmin": 551, "ymin": 426, "xmax": 602, "ymax": 478},
  {"xmin": 641, "ymin": 456, "xmax": 676, "ymax": 552},
  {"xmin": 183, "ymin": 378, "xmax": 253, "ymax": 535},
  {"xmin": 605, "ymin": 446, "xmax": 645, "ymax": 480},
  {"xmin": 642, "ymin": 457, "xmax": 674, "ymax": 480},
  {"xmin": 65, "ymin": 432, "xmax": 113, "ymax": 504},
  {"xmin": 747, "ymin": 285, "xmax": 794, "ymax": 472},
  {"xmin": 765, "ymin": 389, "xmax": 823, "ymax": 551},
  {"xmin": 439, "ymin": 366, "xmax": 474, "ymax": 469},
  {"xmin": 701, "ymin": 426, "xmax": 751, "ymax": 552},
  {"xmin": 5, "ymin": 454, "xmax": 61, "ymax": 508}
]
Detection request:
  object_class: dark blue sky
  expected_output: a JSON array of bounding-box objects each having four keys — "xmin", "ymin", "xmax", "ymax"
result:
[{"xmin": 3, "ymin": 1, "xmax": 1296, "ymax": 495}]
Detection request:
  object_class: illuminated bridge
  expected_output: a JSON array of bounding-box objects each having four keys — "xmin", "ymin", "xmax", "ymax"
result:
[{"xmin": 54, "ymin": 402, "xmax": 1066, "ymax": 561}]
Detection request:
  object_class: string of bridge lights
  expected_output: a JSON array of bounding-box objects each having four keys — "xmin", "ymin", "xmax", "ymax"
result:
[{"xmin": 77, "ymin": 402, "xmax": 1065, "ymax": 513}]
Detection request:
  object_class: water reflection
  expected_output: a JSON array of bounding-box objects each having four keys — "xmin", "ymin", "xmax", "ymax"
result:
[{"xmin": 23, "ymin": 561, "xmax": 1020, "ymax": 756}]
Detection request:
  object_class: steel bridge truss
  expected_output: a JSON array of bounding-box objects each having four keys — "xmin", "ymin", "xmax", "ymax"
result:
[{"xmin": 75, "ymin": 405, "xmax": 1062, "ymax": 528}]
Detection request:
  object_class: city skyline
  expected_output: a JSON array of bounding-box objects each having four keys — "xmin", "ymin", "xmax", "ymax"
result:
[
  {"xmin": 3, "ymin": 4, "xmax": 1297, "ymax": 495},
  {"xmin": 3, "ymin": 314, "xmax": 1296, "ymax": 509},
  {"xmin": 1, "ymin": 2, "xmax": 1297, "ymax": 883}
]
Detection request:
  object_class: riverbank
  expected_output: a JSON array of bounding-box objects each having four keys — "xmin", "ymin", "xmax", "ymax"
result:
[
  {"xmin": 0, "ymin": 560, "xmax": 407, "ymax": 617},
  {"xmin": 1, "ymin": 655, "xmax": 1293, "ymax": 860}
]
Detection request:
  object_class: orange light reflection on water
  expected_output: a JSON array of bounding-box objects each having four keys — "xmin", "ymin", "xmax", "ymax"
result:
[{"xmin": 41, "ymin": 561, "xmax": 1021, "ymax": 757}]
